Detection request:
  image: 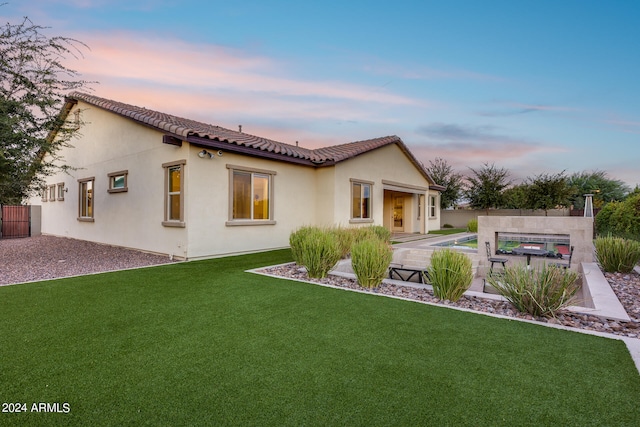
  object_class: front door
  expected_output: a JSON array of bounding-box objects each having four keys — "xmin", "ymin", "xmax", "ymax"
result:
[{"xmin": 392, "ymin": 196, "xmax": 404, "ymax": 232}]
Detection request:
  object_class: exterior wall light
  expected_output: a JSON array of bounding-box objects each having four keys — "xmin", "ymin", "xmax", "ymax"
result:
[{"xmin": 198, "ymin": 149, "xmax": 223, "ymax": 159}]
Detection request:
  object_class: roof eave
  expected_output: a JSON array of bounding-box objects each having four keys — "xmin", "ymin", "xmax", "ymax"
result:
[{"xmin": 186, "ymin": 135, "xmax": 318, "ymax": 167}]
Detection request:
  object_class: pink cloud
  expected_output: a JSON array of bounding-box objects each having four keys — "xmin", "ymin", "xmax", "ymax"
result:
[{"xmin": 74, "ymin": 31, "xmax": 424, "ymax": 107}]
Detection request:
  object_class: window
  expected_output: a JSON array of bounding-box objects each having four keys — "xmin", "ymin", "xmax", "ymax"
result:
[
  {"xmin": 351, "ymin": 180, "xmax": 373, "ymax": 221},
  {"xmin": 162, "ymin": 160, "xmax": 185, "ymax": 227},
  {"xmin": 430, "ymin": 195, "xmax": 437, "ymax": 218},
  {"xmin": 48, "ymin": 185, "xmax": 56, "ymax": 202},
  {"xmin": 57, "ymin": 183, "xmax": 65, "ymax": 201},
  {"xmin": 226, "ymin": 165, "xmax": 275, "ymax": 225},
  {"xmin": 108, "ymin": 170, "xmax": 128, "ymax": 193},
  {"xmin": 78, "ymin": 177, "xmax": 95, "ymax": 221},
  {"xmin": 42, "ymin": 187, "xmax": 48, "ymax": 202}
]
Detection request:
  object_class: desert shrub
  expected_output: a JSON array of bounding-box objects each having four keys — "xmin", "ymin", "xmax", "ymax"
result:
[
  {"xmin": 368, "ymin": 225, "xmax": 391, "ymax": 243},
  {"xmin": 352, "ymin": 225, "xmax": 390, "ymax": 245},
  {"xmin": 467, "ymin": 218, "xmax": 478, "ymax": 233},
  {"xmin": 351, "ymin": 238, "xmax": 393, "ymax": 288},
  {"xmin": 289, "ymin": 226, "xmax": 341, "ymax": 278},
  {"xmin": 289, "ymin": 226, "xmax": 315, "ymax": 265},
  {"xmin": 427, "ymin": 249, "xmax": 473, "ymax": 301},
  {"xmin": 594, "ymin": 235, "xmax": 640, "ymax": 273},
  {"xmin": 330, "ymin": 227, "xmax": 356, "ymax": 259},
  {"xmin": 486, "ymin": 264, "xmax": 581, "ymax": 317}
]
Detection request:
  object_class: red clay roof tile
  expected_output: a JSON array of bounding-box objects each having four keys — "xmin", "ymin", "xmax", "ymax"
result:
[{"xmin": 66, "ymin": 92, "xmax": 436, "ymax": 184}]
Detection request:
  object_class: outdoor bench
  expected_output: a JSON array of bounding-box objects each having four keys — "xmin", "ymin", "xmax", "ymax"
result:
[{"xmin": 388, "ymin": 264, "xmax": 430, "ymax": 284}]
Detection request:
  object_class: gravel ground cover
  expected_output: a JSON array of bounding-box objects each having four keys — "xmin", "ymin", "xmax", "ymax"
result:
[
  {"xmin": 259, "ymin": 263, "xmax": 640, "ymax": 339},
  {"xmin": 0, "ymin": 235, "xmax": 175, "ymax": 285}
]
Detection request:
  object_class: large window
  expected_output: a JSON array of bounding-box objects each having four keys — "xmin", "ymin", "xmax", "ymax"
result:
[
  {"xmin": 78, "ymin": 177, "xmax": 94, "ymax": 221},
  {"xmin": 227, "ymin": 165, "xmax": 275, "ymax": 225},
  {"xmin": 162, "ymin": 160, "xmax": 186, "ymax": 227},
  {"xmin": 351, "ymin": 179, "xmax": 373, "ymax": 221}
]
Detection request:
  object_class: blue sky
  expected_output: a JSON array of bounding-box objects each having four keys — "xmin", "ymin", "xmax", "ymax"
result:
[{"xmin": 4, "ymin": 0, "xmax": 639, "ymax": 188}]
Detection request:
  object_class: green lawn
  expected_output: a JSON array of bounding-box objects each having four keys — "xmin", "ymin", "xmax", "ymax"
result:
[{"xmin": 1, "ymin": 249, "xmax": 639, "ymax": 426}]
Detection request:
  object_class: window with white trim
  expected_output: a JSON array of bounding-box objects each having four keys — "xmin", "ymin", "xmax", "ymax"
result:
[
  {"xmin": 48, "ymin": 185, "xmax": 56, "ymax": 202},
  {"xmin": 351, "ymin": 180, "xmax": 372, "ymax": 221},
  {"xmin": 78, "ymin": 177, "xmax": 94, "ymax": 221},
  {"xmin": 227, "ymin": 165, "xmax": 275, "ymax": 224},
  {"xmin": 162, "ymin": 160, "xmax": 186, "ymax": 227}
]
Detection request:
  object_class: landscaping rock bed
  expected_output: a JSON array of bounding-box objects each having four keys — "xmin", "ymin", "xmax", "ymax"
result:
[
  {"xmin": 259, "ymin": 263, "xmax": 640, "ymax": 339},
  {"xmin": 0, "ymin": 235, "xmax": 175, "ymax": 285}
]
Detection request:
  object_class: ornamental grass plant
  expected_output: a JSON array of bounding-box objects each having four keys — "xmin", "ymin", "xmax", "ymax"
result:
[
  {"xmin": 289, "ymin": 226, "xmax": 341, "ymax": 278},
  {"xmin": 594, "ymin": 235, "xmax": 640, "ymax": 273},
  {"xmin": 486, "ymin": 264, "xmax": 581, "ymax": 318},
  {"xmin": 351, "ymin": 238, "xmax": 393, "ymax": 288},
  {"xmin": 467, "ymin": 218, "xmax": 478, "ymax": 232},
  {"xmin": 427, "ymin": 248, "xmax": 473, "ymax": 301}
]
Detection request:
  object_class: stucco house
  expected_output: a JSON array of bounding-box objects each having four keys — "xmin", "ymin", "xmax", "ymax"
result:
[{"xmin": 32, "ymin": 92, "xmax": 444, "ymax": 260}]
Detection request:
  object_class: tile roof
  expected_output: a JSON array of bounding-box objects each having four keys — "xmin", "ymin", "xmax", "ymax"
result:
[{"xmin": 66, "ymin": 92, "xmax": 438, "ymax": 185}]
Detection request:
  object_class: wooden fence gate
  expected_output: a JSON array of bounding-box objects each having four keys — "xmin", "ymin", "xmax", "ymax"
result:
[{"xmin": 0, "ymin": 205, "xmax": 31, "ymax": 239}]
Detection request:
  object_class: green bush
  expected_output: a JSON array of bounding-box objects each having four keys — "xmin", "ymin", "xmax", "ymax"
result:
[
  {"xmin": 289, "ymin": 226, "xmax": 341, "ymax": 278},
  {"xmin": 595, "ymin": 193, "xmax": 640, "ymax": 241},
  {"xmin": 442, "ymin": 223, "xmax": 454, "ymax": 229},
  {"xmin": 427, "ymin": 249, "xmax": 473, "ymax": 301},
  {"xmin": 594, "ymin": 235, "xmax": 640, "ymax": 273},
  {"xmin": 351, "ymin": 238, "xmax": 393, "ymax": 288},
  {"xmin": 352, "ymin": 225, "xmax": 391, "ymax": 245},
  {"xmin": 368, "ymin": 225, "xmax": 391, "ymax": 243},
  {"xmin": 330, "ymin": 227, "xmax": 356, "ymax": 259},
  {"xmin": 486, "ymin": 264, "xmax": 581, "ymax": 317},
  {"xmin": 289, "ymin": 226, "xmax": 315, "ymax": 265},
  {"xmin": 467, "ymin": 219, "xmax": 478, "ymax": 233}
]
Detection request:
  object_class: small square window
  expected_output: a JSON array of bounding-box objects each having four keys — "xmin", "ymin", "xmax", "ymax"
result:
[{"xmin": 108, "ymin": 170, "xmax": 128, "ymax": 193}]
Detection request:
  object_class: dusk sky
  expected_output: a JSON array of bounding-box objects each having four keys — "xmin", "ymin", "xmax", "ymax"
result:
[{"xmin": 3, "ymin": 0, "xmax": 639, "ymax": 188}]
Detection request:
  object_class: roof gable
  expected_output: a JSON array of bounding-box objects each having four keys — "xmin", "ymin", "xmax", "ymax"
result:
[{"xmin": 64, "ymin": 92, "xmax": 441, "ymax": 187}]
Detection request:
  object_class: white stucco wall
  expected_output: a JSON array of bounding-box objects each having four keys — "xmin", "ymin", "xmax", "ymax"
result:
[
  {"xmin": 330, "ymin": 143, "xmax": 433, "ymax": 230},
  {"xmin": 185, "ymin": 152, "xmax": 317, "ymax": 259},
  {"xmin": 32, "ymin": 102, "xmax": 440, "ymax": 259},
  {"xmin": 32, "ymin": 101, "xmax": 189, "ymax": 257}
]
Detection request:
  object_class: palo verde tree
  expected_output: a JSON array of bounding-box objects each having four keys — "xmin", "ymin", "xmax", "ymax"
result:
[
  {"xmin": 0, "ymin": 13, "xmax": 92, "ymax": 205},
  {"xmin": 425, "ymin": 157, "xmax": 463, "ymax": 209},
  {"xmin": 464, "ymin": 163, "xmax": 511, "ymax": 214},
  {"xmin": 524, "ymin": 171, "xmax": 574, "ymax": 215}
]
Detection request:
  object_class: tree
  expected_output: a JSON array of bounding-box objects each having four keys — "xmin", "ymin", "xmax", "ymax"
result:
[
  {"xmin": 500, "ymin": 184, "xmax": 529, "ymax": 209},
  {"xmin": 523, "ymin": 171, "xmax": 573, "ymax": 215},
  {"xmin": 464, "ymin": 163, "xmax": 510, "ymax": 213},
  {"xmin": 425, "ymin": 157, "xmax": 463, "ymax": 209},
  {"xmin": 567, "ymin": 170, "xmax": 630, "ymax": 210},
  {"xmin": 0, "ymin": 13, "xmax": 91, "ymax": 204}
]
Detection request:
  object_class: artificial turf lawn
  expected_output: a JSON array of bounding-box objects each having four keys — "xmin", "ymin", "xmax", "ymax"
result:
[{"xmin": 1, "ymin": 249, "xmax": 639, "ymax": 426}]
